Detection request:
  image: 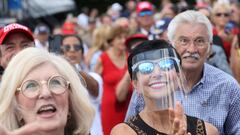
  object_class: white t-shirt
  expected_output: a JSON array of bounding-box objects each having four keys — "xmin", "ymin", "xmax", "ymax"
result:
[
  {"xmin": 34, "ymin": 39, "xmax": 49, "ymax": 51},
  {"xmin": 88, "ymin": 72, "xmax": 103, "ymax": 135}
]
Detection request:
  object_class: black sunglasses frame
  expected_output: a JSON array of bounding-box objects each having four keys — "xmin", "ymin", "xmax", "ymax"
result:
[
  {"xmin": 215, "ymin": 13, "xmax": 230, "ymax": 17},
  {"xmin": 61, "ymin": 44, "xmax": 83, "ymax": 52}
]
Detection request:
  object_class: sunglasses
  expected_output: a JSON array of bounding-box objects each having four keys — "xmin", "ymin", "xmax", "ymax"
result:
[
  {"xmin": 62, "ymin": 44, "xmax": 82, "ymax": 52},
  {"xmin": 132, "ymin": 58, "xmax": 179, "ymax": 74},
  {"xmin": 138, "ymin": 11, "xmax": 153, "ymax": 17},
  {"xmin": 215, "ymin": 13, "xmax": 230, "ymax": 17}
]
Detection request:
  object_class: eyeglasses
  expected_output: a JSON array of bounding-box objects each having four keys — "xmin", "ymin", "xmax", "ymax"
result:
[
  {"xmin": 1, "ymin": 42, "xmax": 35, "ymax": 53},
  {"xmin": 175, "ymin": 37, "xmax": 209, "ymax": 48},
  {"xmin": 61, "ymin": 44, "xmax": 82, "ymax": 52},
  {"xmin": 16, "ymin": 76, "xmax": 70, "ymax": 99},
  {"xmin": 138, "ymin": 11, "xmax": 153, "ymax": 17},
  {"xmin": 215, "ymin": 13, "xmax": 230, "ymax": 17},
  {"xmin": 132, "ymin": 58, "xmax": 179, "ymax": 74}
]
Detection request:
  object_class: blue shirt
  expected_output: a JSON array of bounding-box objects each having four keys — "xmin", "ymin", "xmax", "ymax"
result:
[{"xmin": 125, "ymin": 63, "xmax": 240, "ymax": 135}]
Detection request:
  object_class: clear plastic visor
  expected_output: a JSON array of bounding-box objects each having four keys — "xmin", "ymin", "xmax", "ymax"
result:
[{"xmin": 131, "ymin": 48, "xmax": 188, "ymax": 111}]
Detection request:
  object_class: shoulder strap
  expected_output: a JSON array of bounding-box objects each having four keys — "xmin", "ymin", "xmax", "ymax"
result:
[
  {"xmin": 124, "ymin": 114, "xmax": 147, "ymax": 135},
  {"xmin": 186, "ymin": 115, "xmax": 207, "ymax": 135},
  {"xmin": 196, "ymin": 119, "xmax": 207, "ymax": 135},
  {"xmin": 125, "ymin": 114, "xmax": 167, "ymax": 135}
]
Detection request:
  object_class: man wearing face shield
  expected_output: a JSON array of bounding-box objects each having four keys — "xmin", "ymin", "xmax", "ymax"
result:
[
  {"xmin": 125, "ymin": 10, "xmax": 240, "ymax": 135},
  {"xmin": 111, "ymin": 40, "xmax": 218, "ymax": 135}
]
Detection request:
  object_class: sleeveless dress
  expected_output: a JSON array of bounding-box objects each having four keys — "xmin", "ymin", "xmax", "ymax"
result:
[
  {"xmin": 125, "ymin": 114, "xmax": 207, "ymax": 135},
  {"xmin": 100, "ymin": 52, "xmax": 132, "ymax": 135}
]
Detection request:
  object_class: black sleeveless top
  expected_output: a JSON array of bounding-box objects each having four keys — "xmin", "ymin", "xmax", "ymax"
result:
[{"xmin": 125, "ymin": 114, "xmax": 207, "ymax": 135}]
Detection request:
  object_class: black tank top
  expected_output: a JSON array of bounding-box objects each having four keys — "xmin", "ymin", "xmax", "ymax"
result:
[{"xmin": 125, "ymin": 114, "xmax": 207, "ymax": 135}]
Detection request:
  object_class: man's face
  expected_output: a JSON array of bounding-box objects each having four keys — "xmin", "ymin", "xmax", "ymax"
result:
[
  {"xmin": 172, "ymin": 23, "xmax": 210, "ymax": 72},
  {"xmin": 0, "ymin": 32, "xmax": 34, "ymax": 68},
  {"xmin": 36, "ymin": 33, "xmax": 49, "ymax": 43},
  {"xmin": 137, "ymin": 10, "xmax": 154, "ymax": 28}
]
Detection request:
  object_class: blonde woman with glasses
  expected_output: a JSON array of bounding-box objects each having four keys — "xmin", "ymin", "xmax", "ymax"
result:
[{"xmin": 0, "ymin": 48, "xmax": 94, "ymax": 135}]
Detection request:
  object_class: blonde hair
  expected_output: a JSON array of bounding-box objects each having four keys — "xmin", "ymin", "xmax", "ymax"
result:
[
  {"xmin": 107, "ymin": 25, "xmax": 130, "ymax": 44},
  {"xmin": 92, "ymin": 25, "xmax": 111, "ymax": 52},
  {"xmin": 212, "ymin": 2, "xmax": 231, "ymax": 15},
  {"xmin": 113, "ymin": 17, "xmax": 129, "ymax": 28},
  {"xmin": 0, "ymin": 48, "xmax": 95, "ymax": 135}
]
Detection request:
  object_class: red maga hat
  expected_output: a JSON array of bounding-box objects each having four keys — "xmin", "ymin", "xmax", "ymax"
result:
[
  {"xmin": 125, "ymin": 33, "xmax": 148, "ymax": 48},
  {"xmin": 0, "ymin": 23, "xmax": 34, "ymax": 45},
  {"xmin": 136, "ymin": 1, "xmax": 153, "ymax": 14}
]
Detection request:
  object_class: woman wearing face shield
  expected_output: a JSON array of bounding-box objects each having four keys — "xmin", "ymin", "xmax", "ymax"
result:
[{"xmin": 111, "ymin": 40, "xmax": 218, "ymax": 135}]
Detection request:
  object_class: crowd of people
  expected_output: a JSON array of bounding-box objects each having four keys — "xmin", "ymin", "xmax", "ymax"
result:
[{"xmin": 0, "ymin": 0, "xmax": 239, "ymax": 135}]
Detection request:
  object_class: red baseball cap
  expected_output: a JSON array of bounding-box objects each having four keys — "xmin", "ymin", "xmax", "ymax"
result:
[
  {"xmin": 136, "ymin": 1, "xmax": 153, "ymax": 14},
  {"xmin": 0, "ymin": 23, "xmax": 34, "ymax": 45},
  {"xmin": 61, "ymin": 22, "xmax": 76, "ymax": 35},
  {"xmin": 125, "ymin": 33, "xmax": 148, "ymax": 50}
]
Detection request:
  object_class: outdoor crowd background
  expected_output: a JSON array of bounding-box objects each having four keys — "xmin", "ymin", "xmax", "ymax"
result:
[{"xmin": 0, "ymin": 0, "xmax": 240, "ymax": 135}]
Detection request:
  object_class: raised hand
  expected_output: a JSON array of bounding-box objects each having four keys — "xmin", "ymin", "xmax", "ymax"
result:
[
  {"xmin": 169, "ymin": 101, "xmax": 191, "ymax": 135},
  {"xmin": 0, "ymin": 122, "xmax": 42, "ymax": 135}
]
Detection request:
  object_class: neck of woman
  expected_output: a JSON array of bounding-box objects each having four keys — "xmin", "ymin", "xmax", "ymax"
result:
[
  {"xmin": 111, "ymin": 46, "xmax": 125, "ymax": 55},
  {"xmin": 108, "ymin": 47, "xmax": 126, "ymax": 60},
  {"xmin": 215, "ymin": 25, "xmax": 225, "ymax": 32},
  {"xmin": 140, "ymin": 109, "xmax": 173, "ymax": 134}
]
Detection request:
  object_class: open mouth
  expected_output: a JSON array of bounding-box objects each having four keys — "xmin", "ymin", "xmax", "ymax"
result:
[{"xmin": 37, "ymin": 104, "xmax": 57, "ymax": 115}]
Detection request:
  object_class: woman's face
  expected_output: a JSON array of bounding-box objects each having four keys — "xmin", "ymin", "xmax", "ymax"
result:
[
  {"xmin": 133, "ymin": 58, "xmax": 178, "ymax": 99},
  {"xmin": 62, "ymin": 36, "xmax": 83, "ymax": 65},
  {"xmin": 111, "ymin": 33, "xmax": 127, "ymax": 51},
  {"xmin": 16, "ymin": 63, "xmax": 69, "ymax": 132},
  {"xmin": 213, "ymin": 8, "xmax": 230, "ymax": 27}
]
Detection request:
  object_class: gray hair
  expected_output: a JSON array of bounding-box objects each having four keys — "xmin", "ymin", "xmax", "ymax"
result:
[{"xmin": 167, "ymin": 10, "xmax": 213, "ymax": 43}]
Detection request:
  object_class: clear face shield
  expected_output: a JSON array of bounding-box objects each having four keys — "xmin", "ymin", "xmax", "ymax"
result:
[{"xmin": 131, "ymin": 48, "xmax": 188, "ymax": 112}]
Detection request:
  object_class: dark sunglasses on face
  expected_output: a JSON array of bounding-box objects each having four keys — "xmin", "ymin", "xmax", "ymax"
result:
[
  {"xmin": 62, "ymin": 44, "xmax": 82, "ymax": 52},
  {"xmin": 132, "ymin": 58, "xmax": 179, "ymax": 74},
  {"xmin": 215, "ymin": 13, "xmax": 230, "ymax": 17},
  {"xmin": 138, "ymin": 11, "xmax": 153, "ymax": 17}
]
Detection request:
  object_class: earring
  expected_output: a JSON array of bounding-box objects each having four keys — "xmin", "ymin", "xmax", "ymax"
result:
[
  {"xmin": 67, "ymin": 112, "xmax": 71, "ymax": 120},
  {"xmin": 18, "ymin": 117, "xmax": 25, "ymax": 127}
]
